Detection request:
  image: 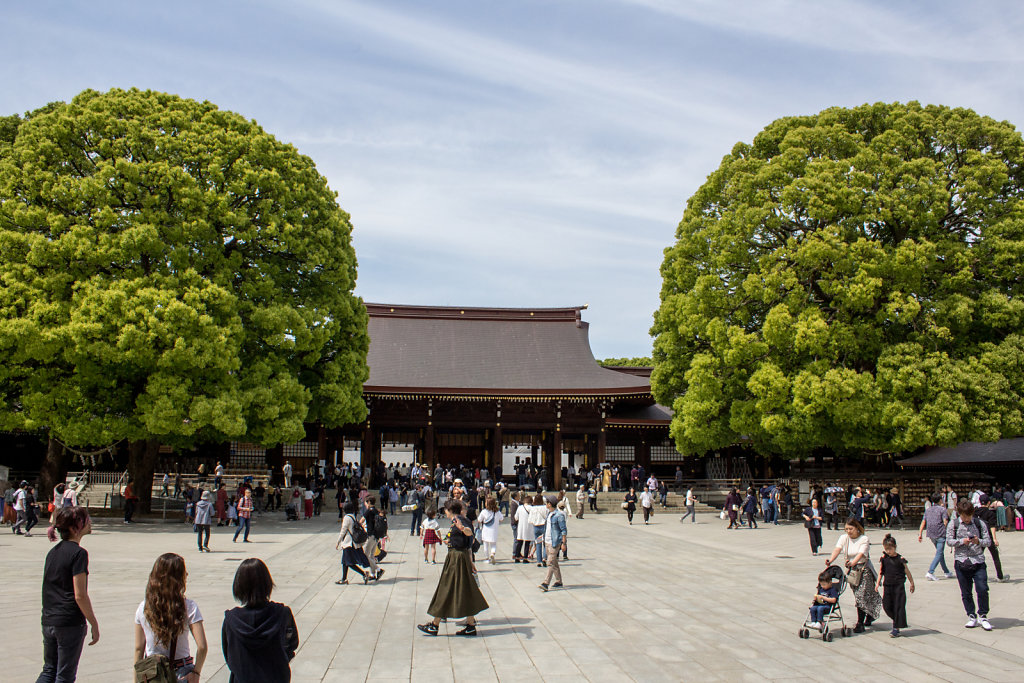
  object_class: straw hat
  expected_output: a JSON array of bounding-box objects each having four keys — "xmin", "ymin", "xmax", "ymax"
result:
[{"xmin": 201, "ymin": 490, "xmax": 211, "ymax": 501}]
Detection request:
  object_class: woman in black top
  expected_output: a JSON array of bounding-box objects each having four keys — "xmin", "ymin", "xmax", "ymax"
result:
[
  {"xmin": 623, "ymin": 488, "xmax": 638, "ymax": 525},
  {"xmin": 418, "ymin": 500, "xmax": 489, "ymax": 636},
  {"xmin": 37, "ymin": 506, "xmax": 99, "ymax": 683},
  {"xmin": 222, "ymin": 558, "xmax": 298, "ymax": 682}
]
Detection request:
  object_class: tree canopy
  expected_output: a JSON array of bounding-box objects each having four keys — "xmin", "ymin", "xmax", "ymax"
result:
[
  {"xmin": 0, "ymin": 89, "xmax": 369, "ymax": 462},
  {"xmin": 598, "ymin": 357, "xmax": 653, "ymax": 367},
  {"xmin": 652, "ymin": 102, "xmax": 1024, "ymax": 457}
]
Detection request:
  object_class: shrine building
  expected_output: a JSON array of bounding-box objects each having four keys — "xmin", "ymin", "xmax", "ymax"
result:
[{"xmin": 312, "ymin": 303, "xmax": 677, "ymax": 490}]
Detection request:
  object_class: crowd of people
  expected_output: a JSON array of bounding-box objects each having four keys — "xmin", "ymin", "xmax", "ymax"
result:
[{"xmin": 10, "ymin": 465, "xmax": 1022, "ymax": 680}]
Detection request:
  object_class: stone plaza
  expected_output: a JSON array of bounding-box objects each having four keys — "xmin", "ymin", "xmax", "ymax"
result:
[{"xmin": 2, "ymin": 507, "xmax": 1021, "ymax": 682}]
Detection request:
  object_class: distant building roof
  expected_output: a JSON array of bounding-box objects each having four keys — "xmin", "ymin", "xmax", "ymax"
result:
[
  {"xmin": 363, "ymin": 303, "xmax": 652, "ymax": 397},
  {"xmin": 604, "ymin": 366, "xmax": 653, "ymax": 378},
  {"xmin": 898, "ymin": 438, "xmax": 1024, "ymax": 467},
  {"xmin": 606, "ymin": 403, "xmax": 673, "ymax": 426}
]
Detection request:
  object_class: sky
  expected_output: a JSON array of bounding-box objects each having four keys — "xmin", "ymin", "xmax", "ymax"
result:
[{"xmin": 3, "ymin": 1, "xmax": 1023, "ymax": 358}]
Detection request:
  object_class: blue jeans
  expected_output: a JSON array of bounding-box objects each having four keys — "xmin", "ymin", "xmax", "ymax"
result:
[
  {"xmin": 410, "ymin": 508, "xmax": 423, "ymax": 535},
  {"xmin": 233, "ymin": 516, "xmax": 250, "ymax": 541},
  {"xmin": 36, "ymin": 623, "xmax": 87, "ymax": 683},
  {"xmin": 954, "ymin": 561, "xmax": 989, "ymax": 617},
  {"xmin": 533, "ymin": 526, "xmax": 546, "ymax": 562},
  {"xmin": 928, "ymin": 537, "xmax": 950, "ymax": 575},
  {"xmin": 809, "ymin": 604, "xmax": 830, "ymax": 623}
]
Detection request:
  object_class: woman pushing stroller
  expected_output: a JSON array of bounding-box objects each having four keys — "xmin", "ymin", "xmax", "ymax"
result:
[{"xmin": 825, "ymin": 517, "xmax": 881, "ymax": 633}]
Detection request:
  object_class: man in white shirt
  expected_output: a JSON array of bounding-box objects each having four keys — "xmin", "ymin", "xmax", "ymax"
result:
[
  {"xmin": 680, "ymin": 488, "xmax": 696, "ymax": 523},
  {"xmin": 283, "ymin": 461, "xmax": 293, "ymax": 487},
  {"xmin": 11, "ymin": 481, "xmax": 28, "ymax": 535},
  {"xmin": 639, "ymin": 488, "xmax": 654, "ymax": 524}
]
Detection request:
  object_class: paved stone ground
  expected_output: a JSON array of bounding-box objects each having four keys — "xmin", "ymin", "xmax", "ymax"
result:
[{"xmin": 1, "ymin": 503, "xmax": 1022, "ymax": 682}]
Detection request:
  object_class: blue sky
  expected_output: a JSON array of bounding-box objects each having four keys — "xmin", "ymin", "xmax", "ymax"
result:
[{"xmin": 3, "ymin": 1, "xmax": 1022, "ymax": 358}]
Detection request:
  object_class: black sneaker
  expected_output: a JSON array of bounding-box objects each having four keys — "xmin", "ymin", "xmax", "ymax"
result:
[
  {"xmin": 455, "ymin": 624, "xmax": 477, "ymax": 636},
  {"xmin": 417, "ymin": 623, "xmax": 439, "ymax": 636},
  {"xmin": 552, "ymin": 582, "xmax": 563, "ymax": 588},
  {"xmin": 539, "ymin": 583, "xmax": 549, "ymax": 592}
]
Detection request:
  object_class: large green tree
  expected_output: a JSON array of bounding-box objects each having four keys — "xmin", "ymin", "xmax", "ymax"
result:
[
  {"xmin": 0, "ymin": 88, "xmax": 369, "ymax": 507},
  {"xmin": 652, "ymin": 102, "xmax": 1024, "ymax": 458}
]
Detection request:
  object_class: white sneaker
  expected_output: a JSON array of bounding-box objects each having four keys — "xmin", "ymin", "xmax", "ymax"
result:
[
  {"xmin": 1000, "ymin": 574, "xmax": 1010, "ymax": 582},
  {"xmin": 925, "ymin": 572, "xmax": 937, "ymax": 581},
  {"xmin": 965, "ymin": 616, "xmax": 978, "ymax": 628},
  {"xmin": 945, "ymin": 572, "xmax": 954, "ymax": 579},
  {"xmin": 979, "ymin": 617, "xmax": 993, "ymax": 631}
]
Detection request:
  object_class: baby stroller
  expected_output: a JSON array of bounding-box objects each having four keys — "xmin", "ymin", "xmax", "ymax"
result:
[
  {"xmin": 799, "ymin": 564, "xmax": 852, "ymax": 642},
  {"xmin": 285, "ymin": 502, "xmax": 299, "ymax": 521}
]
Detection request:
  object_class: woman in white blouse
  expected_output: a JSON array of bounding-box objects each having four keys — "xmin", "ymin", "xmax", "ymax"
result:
[
  {"xmin": 134, "ymin": 553, "xmax": 207, "ymax": 682},
  {"xmin": 825, "ymin": 518, "xmax": 881, "ymax": 632}
]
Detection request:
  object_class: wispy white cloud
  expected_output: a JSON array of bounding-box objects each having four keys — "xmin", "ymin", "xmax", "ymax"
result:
[
  {"xmin": 618, "ymin": 0, "xmax": 1024, "ymax": 62},
  {"xmin": 2, "ymin": 0, "xmax": 1022, "ymax": 357}
]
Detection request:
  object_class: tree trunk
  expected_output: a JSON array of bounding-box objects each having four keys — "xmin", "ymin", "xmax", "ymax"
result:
[
  {"xmin": 38, "ymin": 437, "xmax": 72, "ymax": 496},
  {"xmin": 128, "ymin": 438, "xmax": 161, "ymax": 514}
]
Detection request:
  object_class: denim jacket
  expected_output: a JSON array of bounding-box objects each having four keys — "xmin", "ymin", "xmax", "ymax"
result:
[{"xmin": 545, "ymin": 510, "xmax": 567, "ymax": 548}]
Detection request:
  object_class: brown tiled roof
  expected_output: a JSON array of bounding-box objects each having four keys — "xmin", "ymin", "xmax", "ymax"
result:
[
  {"xmin": 898, "ymin": 438, "xmax": 1024, "ymax": 467},
  {"xmin": 363, "ymin": 304, "xmax": 651, "ymax": 397}
]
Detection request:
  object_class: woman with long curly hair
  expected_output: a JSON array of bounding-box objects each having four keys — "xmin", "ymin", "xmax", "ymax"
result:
[{"xmin": 134, "ymin": 553, "xmax": 208, "ymax": 682}]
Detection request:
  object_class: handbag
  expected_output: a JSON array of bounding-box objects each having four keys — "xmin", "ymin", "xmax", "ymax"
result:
[
  {"xmin": 846, "ymin": 563, "xmax": 865, "ymax": 589},
  {"xmin": 621, "ymin": 501, "xmax": 629, "ymax": 510},
  {"xmin": 134, "ymin": 631, "xmax": 177, "ymax": 683}
]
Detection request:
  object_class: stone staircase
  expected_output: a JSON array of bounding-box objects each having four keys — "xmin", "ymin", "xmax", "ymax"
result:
[{"xmin": 587, "ymin": 491, "xmax": 718, "ymax": 515}]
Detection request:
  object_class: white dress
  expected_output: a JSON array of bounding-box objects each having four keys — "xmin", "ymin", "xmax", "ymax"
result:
[
  {"xmin": 515, "ymin": 504, "xmax": 533, "ymax": 541},
  {"xmin": 479, "ymin": 509, "xmax": 504, "ymax": 543}
]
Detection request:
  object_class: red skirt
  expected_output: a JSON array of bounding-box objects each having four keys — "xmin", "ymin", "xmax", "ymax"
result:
[{"xmin": 423, "ymin": 528, "xmax": 441, "ymax": 546}]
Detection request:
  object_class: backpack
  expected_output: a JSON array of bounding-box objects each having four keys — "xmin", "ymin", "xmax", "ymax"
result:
[
  {"xmin": 373, "ymin": 513, "xmax": 388, "ymax": 539},
  {"xmin": 348, "ymin": 515, "xmax": 368, "ymax": 545}
]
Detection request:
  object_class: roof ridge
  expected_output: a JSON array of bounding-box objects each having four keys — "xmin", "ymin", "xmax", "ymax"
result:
[{"xmin": 365, "ymin": 303, "xmax": 588, "ymax": 322}]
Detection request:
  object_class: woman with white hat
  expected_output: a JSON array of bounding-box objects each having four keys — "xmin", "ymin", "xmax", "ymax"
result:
[{"xmin": 194, "ymin": 490, "xmax": 214, "ymax": 552}]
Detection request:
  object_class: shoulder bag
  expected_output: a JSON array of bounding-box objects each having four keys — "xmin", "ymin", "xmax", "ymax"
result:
[{"xmin": 134, "ymin": 631, "xmax": 177, "ymax": 683}]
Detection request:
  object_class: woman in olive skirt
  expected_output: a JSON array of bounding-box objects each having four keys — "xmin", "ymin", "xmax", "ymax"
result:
[{"xmin": 418, "ymin": 500, "xmax": 489, "ymax": 636}]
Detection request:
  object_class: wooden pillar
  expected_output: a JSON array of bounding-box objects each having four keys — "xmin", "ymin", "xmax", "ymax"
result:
[
  {"xmin": 425, "ymin": 424, "xmax": 435, "ymax": 469},
  {"xmin": 361, "ymin": 424, "xmax": 378, "ymax": 472},
  {"xmin": 493, "ymin": 424, "xmax": 502, "ymax": 481},
  {"xmin": 553, "ymin": 429, "xmax": 563, "ymax": 491},
  {"xmin": 639, "ymin": 437, "xmax": 651, "ymax": 471},
  {"xmin": 483, "ymin": 429, "xmax": 490, "ymax": 469},
  {"xmin": 598, "ymin": 428, "xmax": 606, "ymax": 463}
]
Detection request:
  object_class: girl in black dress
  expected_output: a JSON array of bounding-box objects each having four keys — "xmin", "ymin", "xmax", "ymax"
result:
[
  {"xmin": 623, "ymin": 488, "xmax": 638, "ymax": 525},
  {"xmin": 875, "ymin": 534, "xmax": 915, "ymax": 637}
]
